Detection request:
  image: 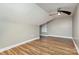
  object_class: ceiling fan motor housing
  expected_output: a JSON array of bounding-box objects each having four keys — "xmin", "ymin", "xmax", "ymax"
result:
[{"xmin": 57, "ymin": 8, "xmax": 71, "ymax": 15}]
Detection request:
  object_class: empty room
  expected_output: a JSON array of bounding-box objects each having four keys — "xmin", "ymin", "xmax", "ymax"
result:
[{"xmin": 0, "ymin": 3, "xmax": 79, "ymax": 55}]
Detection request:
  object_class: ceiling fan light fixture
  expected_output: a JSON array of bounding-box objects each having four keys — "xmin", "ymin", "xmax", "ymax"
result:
[{"xmin": 57, "ymin": 12, "xmax": 61, "ymax": 15}]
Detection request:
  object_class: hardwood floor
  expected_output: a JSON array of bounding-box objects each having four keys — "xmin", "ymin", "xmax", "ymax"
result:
[{"xmin": 0, "ymin": 36, "xmax": 78, "ymax": 55}]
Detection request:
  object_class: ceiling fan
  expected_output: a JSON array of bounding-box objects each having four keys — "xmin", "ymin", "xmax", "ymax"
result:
[{"xmin": 49, "ymin": 8, "xmax": 71, "ymax": 16}]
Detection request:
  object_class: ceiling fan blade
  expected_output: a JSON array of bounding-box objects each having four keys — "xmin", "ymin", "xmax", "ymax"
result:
[{"xmin": 60, "ymin": 10, "xmax": 71, "ymax": 15}]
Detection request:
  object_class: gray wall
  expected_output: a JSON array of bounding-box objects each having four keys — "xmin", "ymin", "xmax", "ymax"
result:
[
  {"xmin": 72, "ymin": 4, "xmax": 79, "ymax": 51},
  {"xmin": 0, "ymin": 3, "xmax": 49, "ymax": 49},
  {"xmin": 41, "ymin": 16, "xmax": 72, "ymax": 38},
  {"xmin": 0, "ymin": 21, "xmax": 39, "ymax": 49},
  {"xmin": 47, "ymin": 17, "xmax": 72, "ymax": 38}
]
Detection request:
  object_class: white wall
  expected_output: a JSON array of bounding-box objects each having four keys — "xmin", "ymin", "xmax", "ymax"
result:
[
  {"xmin": 41, "ymin": 17, "xmax": 72, "ymax": 38},
  {"xmin": 72, "ymin": 4, "xmax": 79, "ymax": 51}
]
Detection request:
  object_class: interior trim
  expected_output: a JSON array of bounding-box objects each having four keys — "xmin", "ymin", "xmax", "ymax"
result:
[
  {"xmin": 0, "ymin": 37, "xmax": 40, "ymax": 52},
  {"xmin": 72, "ymin": 39, "xmax": 79, "ymax": 54},
  {"xmin": 40, "ymin": 34, "xmax": 72, "ymax": 39}
]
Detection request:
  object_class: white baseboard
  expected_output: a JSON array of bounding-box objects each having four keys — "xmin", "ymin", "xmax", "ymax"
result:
[
  {"xmin": 72, "ymin": 39, "xmax": 79, "ymax": 54},
  {"xmin": 0, "ymin": 37, "xmax": 40, "ymax": 52},
  {"xmin": 41, "ymin": 34, "xmax": 72, "ymax": 39}
]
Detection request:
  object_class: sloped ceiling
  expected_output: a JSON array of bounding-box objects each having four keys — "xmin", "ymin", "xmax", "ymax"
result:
[
  {"xmin": 0, "ymin": 3, "xmax": 49, "ymax": 25},
  {"xmin": 36, "ymin": 3, "xmax": 77, "ymax": 14},
  {"xmin": 0, "ymin": 3, "xmax": 77, "ymax": 25},
  {"xmin": 36, "ymin": 3, "xmax": 77, "ymax": 25}
]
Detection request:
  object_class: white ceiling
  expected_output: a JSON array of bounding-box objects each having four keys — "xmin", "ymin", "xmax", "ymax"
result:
[
  {"xmin": 37, "ymin": 3, "xmax": 77, "ymax": 15},
  {"xmin": 0, "ymin": 3, "xmax": 49, "ymax": 25},
  {"xmin": 0, "ymin": 3, "xmax": 77, "ymax": 25}
]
